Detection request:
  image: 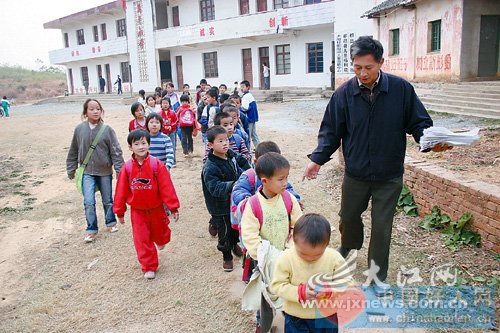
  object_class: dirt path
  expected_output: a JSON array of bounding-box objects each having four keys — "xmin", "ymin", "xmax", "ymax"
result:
[{"xmin": 0, "ymin": 100, "xmax": 496, "ymax": 333}]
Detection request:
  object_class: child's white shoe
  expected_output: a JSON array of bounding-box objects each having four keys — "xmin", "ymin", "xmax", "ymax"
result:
[
  {"xmin": 144, "ymin": 271, "xmax": 156, "ymax": 279},
  {"xmin": 84, "ymin": 234, "xmax": 96, "ymax": 243},
  {"xmin": 108, "ymin": 226, "xmax": 119, "ymax": 233}
]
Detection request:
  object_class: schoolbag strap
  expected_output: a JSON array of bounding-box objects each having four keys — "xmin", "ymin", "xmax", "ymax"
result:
[
  {"xmin": 246, "ymin": 168, "xmax": 256, "ymax": 193},
  {"xmin": 282, "ymin": 190, "xmax": 294, "ymax": 227},
  {"xmin": 248, "ymin": 194, "xmax": 263, "ymax": 229},
  {"xmin": 82, "ymin": 124, "xmax": 107, "ymax": 168}
]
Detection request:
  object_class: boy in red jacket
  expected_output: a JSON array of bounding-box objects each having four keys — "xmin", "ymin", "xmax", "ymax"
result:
[{"xmin": 114, "ymin": 129, "xmax": 180, "ymax": 279}]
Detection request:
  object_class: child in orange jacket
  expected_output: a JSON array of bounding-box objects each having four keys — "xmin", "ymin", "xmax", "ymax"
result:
[{"xmin": 113, "ymin": 129, "xmax": 180, "ymax": 279}]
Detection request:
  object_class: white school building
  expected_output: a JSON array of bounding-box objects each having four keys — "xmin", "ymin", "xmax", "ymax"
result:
[{"xmin": 44, "ymin": 0, "xmax": 377, "ymax": 95}]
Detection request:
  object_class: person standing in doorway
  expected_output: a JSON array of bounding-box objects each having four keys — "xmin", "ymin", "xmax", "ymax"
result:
[
  {"xmin": 262, "ymin": 62, "xmax": 270, "ymax": 90},
  {"xmin": 240, "ymin": 80, "xmax": 260, "ymax": 149},
  {"xmin": 99, "ymin": 76, "xmax": 106, "ymax": 94},
  {"xmin": 114, "ymin": 75, "xmax": 123, "ymax": 94},
  {"xmin": 329, "ymin": 60, "xmax": 335, "ymax": 90},
  {"xmin": 303, "ymin": 36, "xmax": 450, "ymax": 296},
  {"xmin": 83, "ymin": 78, "xmax": 89, "ymax": 95}
]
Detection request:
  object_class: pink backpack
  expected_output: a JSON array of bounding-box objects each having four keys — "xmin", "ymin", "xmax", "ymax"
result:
[
  {"xmin": 179, "ymin": 108, "xmax": 195, "ymax": 127},
  {"xmin": 124, "ymin": 155, "xmax": 159, "ymax": 180}
]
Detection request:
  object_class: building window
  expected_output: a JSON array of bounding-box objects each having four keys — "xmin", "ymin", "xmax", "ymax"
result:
[
  {"xmin": 276, "ymin": 44, "xmax": 291, "ymax": 75},
  {"xmin": 240, "ymin": 0, "xmax": 249, "ymax": 15},
  {"xmin": 429, "ymin": 20, "xmax": 441, "ymax": 52},
  {"xmin": 200, "ymin": 0, "xmax": 215, "ymax": 22},
  {"xmin": 389, "ymin": 29, "xmax": 400, "ymax": 55},
  {"xmin": 203, "ymin": 52, "xmax": 218, "ymax": 78},
  {"xmin": 305, "ymin": 0, "xmax": 321, "ymax": 4},
  {"xmin": 81, "ymin": 67, "xmax": 89, "ymax": 85},
  {"xmin": 274, "ymin": 0, "xmax": 289, "ymax": 8},
  {"xmin": 76, "ymin": 29, "xmax": 85, "ymax": 45},
  {"xmin": 307, "ymin": 43, "xmax": 323, "ymax": 73},
  {"xmin": 93, "ymin": 25, "xmax": 99, "ymax": 42},
  {"xmin": 64, "ymin": 33, "xmax": 69, "ymax": 48},
  {"xmin": 116, "ymin": 19, "xmax": 127, "ymax": 37},
  {"xmin": 257, "ymin": 0, "xmax": 267, "ymax": 12},
  {"xmin": 172, "ymin": 6, "xmax": 180, "ymax": 26},
  {"xmin": 101, "ymin": 23, "xmax": 107, "ymax": 40},
  {"xmin": 120, "ymin": 62, "xmax": 131, "ymax": 83}
]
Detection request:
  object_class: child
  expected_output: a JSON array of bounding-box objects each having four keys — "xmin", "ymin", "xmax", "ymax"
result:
[
  {"xmin": 240, "ymin": 80, "xmax": 260, "ymax": 149},
  {"xmin": 197, "ymin": 91, "xmax": 209, "ymax": 144},
  {"xmin": 1, "ymin": 96, "xmax": 10, "ymax": 117},
  {"xmin": 66, "ymin": 99, "xmax": 124, "ymax": 242},
  {"xmin": 272, "ymin": 213, "xmax": 348, "ymax": 332},
  {"xmin": 201, "ymin": 126, "xmax": 250, "ymax": 271},
  {"xmin": 203, "ymin": 111, "xmax": 251, "ymax": 163},
  {"xmin": 113, "ymin": 129, "xmax": 180, "ymax": 279},
  {"xmin": 177, "ymin": 94, "xmax": 197, "ymax": 157},
  {"xmin": 160, "ymin": 97, "xmax": 178, "ymax": 166},
  {"xmin": 240, "ymin": 152, "xmax": 302, "ymax": 333},
  {"xmin": 225, "ymin": 105, "xmax": 250, "ymax": 151},
  {"xmin": 196, "ymin": 79, "xmax": 208, "ymax": 104},
  {"xmin": 146, "ymin": 113, "xmax": 174, "ymax": 169},
  {"xmin": 200, "ymin": 88, "xmax": 219, "ymax": 129},
  {"xmin": 138, "ymin": 89, "xmax": 146, "ymax": 105},
  {"xmin": 219, "ymin": 84, "xmax": 227, "ymax": 95},
  {"xmin": 230, "ymin": 94, "xmax": 250, "ymax": 135},
  {"xmin": 145, "ymin": 95, "xmax": 156, "ymax": 116},
  {"xmin": 164, "ymin": 82, "xmax": 181, "ymax": 112},
  {"xmin": 182, "ymin": 83, "xmax": 193, "ymax": 104},
  {"xmin": 129, "ymin": 102, "xmax": 147, "ymax": 132},
  {"xmin": 154, "ymin": 93, "xmax": 163, "ymax": 113}
]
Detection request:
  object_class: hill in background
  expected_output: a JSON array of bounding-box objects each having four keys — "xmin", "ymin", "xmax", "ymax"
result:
[{"xmin": 0, "ymin": 65, "xmax": 66, "ymax": 104}]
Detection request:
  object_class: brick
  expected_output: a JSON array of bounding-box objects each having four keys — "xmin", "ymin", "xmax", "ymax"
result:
[
  {"xmin": 484, "ymin": 208, "xmax": 497, "ymax": 220},
  {"xmin": 487, "ymin": 234, "xmax": 498, "ymax": 242}
]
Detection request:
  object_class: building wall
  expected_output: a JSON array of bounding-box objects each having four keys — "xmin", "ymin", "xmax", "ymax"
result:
[
  {"xmin": 460, "ymin": 0, "xmax": 500, "ymax": 79},
  {"xmin": 66, "ymin": 56, "xmax": 131, "ymax": 95},
  {"xmin": 376, "ymin": 0, "xmax": 463, "ymax": 81},
  {"xmin": 168, "ymin": 28, "xmax": 334, "ymax": 90}
]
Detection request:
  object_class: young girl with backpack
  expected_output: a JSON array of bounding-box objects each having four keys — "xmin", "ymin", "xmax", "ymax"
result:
[
  {"xmin": 66, "ymin": 99, "xmax": 124, "ymax": 243},
  {"xmin": 177, "ymin": 94, "xmax": 197, "ymax": 157}
]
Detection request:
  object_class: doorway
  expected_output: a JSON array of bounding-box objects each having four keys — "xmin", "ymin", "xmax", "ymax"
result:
[
  {"xmin": 105, "ymin": 64, "xmax": 112, "ymax": 93},
  {"xmin": 97, "ymin": 65, "xmax": 103, "ymax": 92},
  {"xmin": 242, "ymin": 48, "xmax": 253, "ymax": 87},
  {"xmin": 68, "ymin": 68, "xmax": 74, "ymax": 95},
  {"xmin": 478, "ymin": 15, "xmax": 500, "ymax": 77},
  {"xmin": 176, "ymin": 56, "xmax": 184, "ymax": 89},
  {"xmin": 258, "ymin": 47, "xmax": 269, "ymax": 90}
]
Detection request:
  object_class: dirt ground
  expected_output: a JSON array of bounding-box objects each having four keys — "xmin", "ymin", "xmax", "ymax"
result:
[{"xmin": 0, "ymin": 99, "xmax": 498, "ymax": 333}]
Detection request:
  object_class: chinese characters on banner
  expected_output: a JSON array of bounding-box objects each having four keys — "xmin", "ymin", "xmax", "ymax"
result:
[
  {"xmin": 134, "ymin": 0, "xmax": 149, "ymax": 82},
  {"xmin": 199, "ymin": 26, "xmax": 215, "ymax": 37},
  {"xmin": 269, "ymin": 15, "xmax": 289, "ymax": 28},
  {"xmin": 335, "ymin": 32, "xmax": 355, "ymax": 74}
]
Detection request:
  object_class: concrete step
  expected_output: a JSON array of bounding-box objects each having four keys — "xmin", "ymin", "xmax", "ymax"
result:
[
  {"xmin": 419, "ymin": 97, "xmax": 500, "ymax": 110},
  {"xmin": 422, "ymin": 102, "xmax": 500, "ymax": 119},
  {"xmin": 416, "ymin": 89, "xmax": 500, "ymax": 100},
  {"xmin": 35, "ymin": 94, "xmax": 135, "ymax": 105}
]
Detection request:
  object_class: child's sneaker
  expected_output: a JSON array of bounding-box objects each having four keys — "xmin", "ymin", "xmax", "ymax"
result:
[
  {"xmin": 84, "ymin": 234, "xmax": 96, "ymax": 243},
  {"xmin": 108, "ymin": 226, "xmax": 119, "ymax": 233},
  {"xmin": 223, "ymin": 260, "xmax": 233, "ymax": 272},
  {"xmin": 144, "ymin": 271, "xmax": 156, "ymax": 279}
]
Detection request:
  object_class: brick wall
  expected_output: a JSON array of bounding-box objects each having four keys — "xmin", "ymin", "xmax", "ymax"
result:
[{"xmin": 404, "ymin": 157, "xmax": 500, "ymax": 253}]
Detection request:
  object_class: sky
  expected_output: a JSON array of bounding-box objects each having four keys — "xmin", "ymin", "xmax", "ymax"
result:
[{"xmin": 0, "ymin": 0, "xmax": 112, "ymax": 69}]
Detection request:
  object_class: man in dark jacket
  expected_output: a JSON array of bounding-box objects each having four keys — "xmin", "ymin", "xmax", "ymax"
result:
[
  {"xmin": 99, "ymin": 76, "xmax": 106, "ymax": 94},
  {"xmin": 202, "ymin": 126, "xmax": 250, "ymax": 272},
  {"xmin": 303, "ymin": 36, "xmax": 449, "ymax": 295}
]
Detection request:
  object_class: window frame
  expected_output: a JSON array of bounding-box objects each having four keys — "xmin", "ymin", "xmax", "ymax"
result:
[
  {"xmin": 389, "ymin": 28, "xmax": 400, "ymax": 56},
  {"xmin": 93, "ymin": 25, "xmax": 99, "ymax": 42},
  {"xmin": 120, "ymin": 61, "xmax": 131, "ymax": 83},
  {"xmin": 274, "ymin": 0, "xmax": 289, "ymax": 9},
  {"xmin": 101, "ymin": 23, "xmax": 107, "ymax": 40},
  {"xmin": 81, "ymin": 66, "xmax": 89, "ymax": 85},
  {"xmin": 116, "ymin": 19, "xmax": 127, "ymax": 38},
  {"xmin": 200, "ymin": 0, "xmax": 215, "ymax": 22},
  {"xmin": 304, "ymin": 0, "xmax": 321, "ymax": 4},
  {"xmin": 63, "ymin": 33, "xmax": 69, "ymax": 48},
  {"xmin": 76, "ymin": 29, "xmax": 85, "ymax": 45},
  {"xmin": 429, "ymin": 20, "xmax": 441, "ymax": 52},
  {"xmin": 275, "ymin": 44, "xmax": 291, "ymax": 75},
  {"xmin": 203, "ymin": 52, "xmax": 219, "ymax": 78},
  {"xmin": 307, "ymin": 42, "xmax": 324, "ymax": 73},
  {"xmin": 172, "ymin": 6, "xmax": 180, "ymax": 27},
  {"xmin": 239, "ymin": 0, "xmax": 249, "ymax": 15}
]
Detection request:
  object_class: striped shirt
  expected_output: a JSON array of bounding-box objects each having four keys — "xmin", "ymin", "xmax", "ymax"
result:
[
  {"xmin": 149, "ymin": 133, "xmax": 174, "ymax": 169},
  {"xmin": 202, "ymin": 133, "xmax": 251, "ymax": 163}
]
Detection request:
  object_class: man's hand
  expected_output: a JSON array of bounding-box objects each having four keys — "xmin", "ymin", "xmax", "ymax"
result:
[
  {"xmin": 171, "ymin": 211, "xmax": 179, "ymax": 222},
  {"xmin": 431, "ymin": 143, "xmax": 453, "ymax": 152},
  {"xmin": 303, "ymin": 162, "xmax": 321, "ymax": 181},
  {"xmin": 118, "ymin": 216, "xmax": 125, "ymax": 224}
]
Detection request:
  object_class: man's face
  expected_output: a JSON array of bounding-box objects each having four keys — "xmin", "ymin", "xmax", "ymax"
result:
[{"xmin": 352, "ymin": 54, "xmax": 384, "ymax": 88}]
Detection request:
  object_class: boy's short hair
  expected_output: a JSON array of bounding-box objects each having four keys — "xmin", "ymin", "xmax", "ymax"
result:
[
  {"xmin": 130, "ymin": 101, "xmax": 143, "ymax": 116},
  {"xmin": 200, "ymin": 79, "xmax": 207, "ymax": 85},
  {"xmin": 255, "ymin": 152, "xmax": 290, "ymax": 179},
  {"xmin": 240, "ymin": 80, "xmax": 251, "ymax": 87},
  {"xmin": 213, "ymin": 111, "xmax": 232, "ymax": 125},
  {"xmin": 224, "ymin": 105, "xmax": 239, "ymax": 116},
  {"xmin": 207, "ymin": 88, "xmax": 218, "ymax": 99},
  {"xmin": 196, "ymin": 85, "xmax": 201, "ymax": 90},
  {"xmin": 206, "ymin": 125, "xmax": 227, "ymax": 143},
  {"xmin": 255, "ymin": 141, "xmax": 281, "ymax": 159},
  {"xmin": 229, "ymin": 94, "xmax": 241, "ymax": 102},
  {"xmin": 180, "ymin": 94, "xmax": 190, "ymax": 102},
  {"xmin": 161, "ymin": 96, "xmax": 171, "ymax": 105},
  {"xmin": 219, "ymin": 84, "xmax": 227, "ymax": 89},
  {"xmin": 293, "ymin": 213, "xmax": 331, "ymax": 247},
  {"xmin": 139, "ymin": 89, "xmax": 145, "ymax": 95},
  {"xmin": 167, "ymin": 82, "xmax": 174, "ymax": 88},
  {"xmin": 183, "ymin": 83, "xmax": 190, "ymax": 88},
  {"xmin": 127, "ymin": 129, "xmax": 150, "ymax": 146},
  {"xmin": 219, "ymin": 93, "xmax": 230, "ymax": 104}
]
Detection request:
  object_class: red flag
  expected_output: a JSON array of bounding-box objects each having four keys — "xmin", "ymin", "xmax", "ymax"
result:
[{"xmin": 121, "ymin": 0, "xmax": 126, "ymax": 11}]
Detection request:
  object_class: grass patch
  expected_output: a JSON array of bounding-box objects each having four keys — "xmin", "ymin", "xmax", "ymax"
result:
[
  {"xmin": 23, "ymin": 197, "xmax": 37, "ymax": 205},
  {"xmin": 32, "ymin": 180, "xmax": 44, "ymax": 187},
  {"xmin": 0, "ymin": 176, "xmax": 8, "ymax": 182},
  {"xmin": 13, "ymin": 191, "xmax": 31, "ymax": 197},
  {"xmin": 12, "ymin": 183, "xmax": 25, "ymax": 189}
]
